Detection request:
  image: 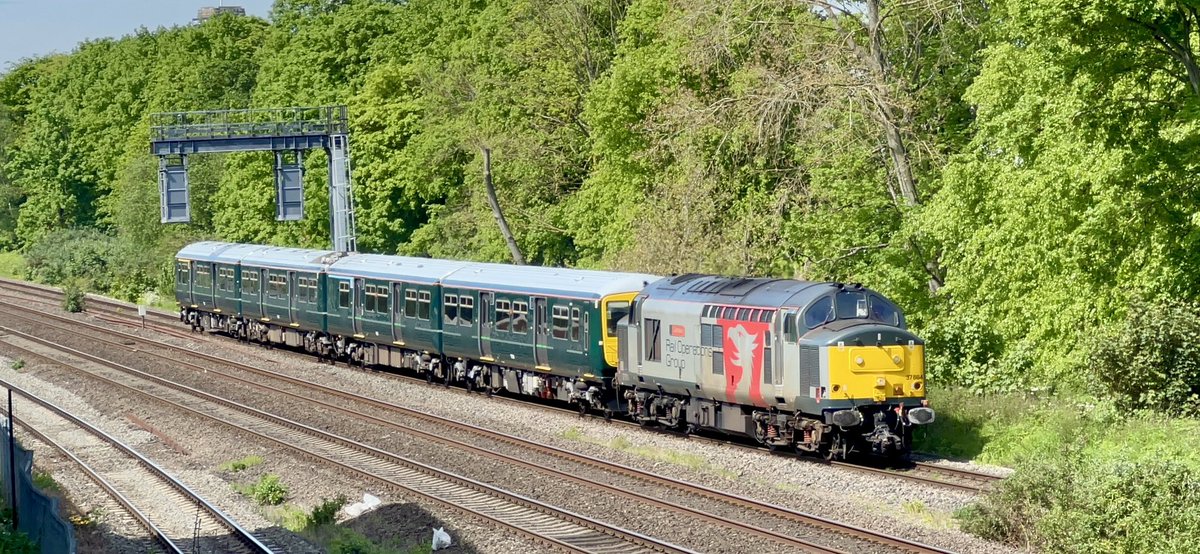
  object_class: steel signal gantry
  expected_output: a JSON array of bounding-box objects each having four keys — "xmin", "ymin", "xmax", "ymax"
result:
[{"xmin": 150, "ymin": 106, "xmax": 357, "ymax": 252}]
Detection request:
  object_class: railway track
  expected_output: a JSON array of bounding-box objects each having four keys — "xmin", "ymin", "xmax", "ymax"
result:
[
  {"xmin": 0, "ymin": 298, "xmax": 959, "ymax": 554},
  {"xmin": 0, "ymin": 277, "xmax": 1006, "ymax": 494},
  {"xmin": 0, "ymin": 379, "xmax": 274, "ymax": 554},
  {"xmin": 0, "ymin": 324, "xmax": 696, "ymax": 554},
  {"xmin": 0, "ymin": 279, "xmax": 1003, "ymax": 546},
  {"xmin": 0, "ymin": 278, "xmax": 1004, "ymax": 492}
]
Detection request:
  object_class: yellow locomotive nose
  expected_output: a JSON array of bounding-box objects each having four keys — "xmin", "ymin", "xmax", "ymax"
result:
[{"xmin": 827, "ymin": 342, "xmax": 925, "ymax": 402}]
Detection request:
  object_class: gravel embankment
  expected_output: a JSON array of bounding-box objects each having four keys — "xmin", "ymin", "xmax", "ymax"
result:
[
  {"xmin": 0, "ymin": 345, "xmax": 533, "ymax": 554},
  {"xmin": 0, "ymin": 294, "xmax": 1027, "ymax": 553}
]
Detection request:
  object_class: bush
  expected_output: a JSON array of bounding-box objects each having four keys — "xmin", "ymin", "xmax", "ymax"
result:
[
  {"xmin": 308, "ymin": 495, "xmax": 347, "ymax": 527},
  {"xmin": 959, "ymin": 450, "xmax": 1200, "ymax": 553},
  {"xmin": 61, "ymin": 281, "xmax": 86, "ymax": 313},
  {"xmin": 251, "ymin": 474, "xmax": 288, "ymax": 506},
  {"xmin": 9, "ymin": 359, "xmax": 23, "ymax": 371},
  {"xmin": 1090, "ymin": 298, "xmax": 1200, "ymax": 415}
]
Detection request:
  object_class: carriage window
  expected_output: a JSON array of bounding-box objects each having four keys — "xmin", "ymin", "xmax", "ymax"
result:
[
  {"xmin": 364, "ymin": 285, "xmax": 376, "ymax": 312},
  {"xmin": 644, "ymin": 318, "xmax": 661, "ymax": 362},
  {"xmin": 339, "ymin": 281, "xmax": 351, "ymax": 308},
  {"xmin": 552, "ymin": 306, "xmax": 569, "ymax": 339},
  {"xmin": 804, "ymin": 297, "xmax": 834, "ymax": 329},
  {"xmin": 606, "ymin": 301, "xmax": 630, "ymax": 338},
  {"xmin": 444, "ymin": 295, "xmax": 459, "ymax": 325},
  {"xmin": 176, "ymin": 263, "xmax": 190, "ymax": 285},
  {"xmin": 307, "ymin": 278, "xmax": 317, "ymax": 303},
  {"xmin": 377, "ymin": 285, "xmax": 390, "ymax": 313},
  {"xmin": 195, "ymin": 265, "xmax": 212, "ymax": 289},
  {"xmin": 496, "ymin": 300, "xmax": 511, "ymax": 331},
  {"xmin": 297, "ymin": 277, "xmax": 307, "ymax": 302},
  {"xmin": 512, "ymin": 301, "xmax": 529, "ymax": 334},
  {"xmin": 570, "ymin": 308, "xmax": 581, "ymax": 342},
  {"xmin": 404, "ymin": 289, "xmax": 417, "ymax": 317},
  {"xmin": 242, "ymin": 271, "xmax": 258, "ymax": 295},
  {"xmin": 418, "ymin": 290, "xmax": 431, "ymax": 320},
  {"xmin": 459, "ymin": 296, "xmax": 474, "ymax": 325}
]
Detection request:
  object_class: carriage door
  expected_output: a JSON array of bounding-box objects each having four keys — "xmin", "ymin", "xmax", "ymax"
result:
[
  {"xmin": 259, "ymin": 269, "xmax": 268, "ymax": 315},
  {"xmin": 534, "ymin": 297, "xmax": 548, "ymax": 367},
  {"xmin": 353, "ymin": 278, "xmax": 364, "ymax": 336},
  {"xmin": 288, "ymin": 271, "xmax": 298, "ymax": 324},
  {"xmin": 392, "ymin": 283, "xmax": 403, "ymax": 344},
  {"xmin": 479, "ymin": 292, "xmax": 494, "ymax": 359}
]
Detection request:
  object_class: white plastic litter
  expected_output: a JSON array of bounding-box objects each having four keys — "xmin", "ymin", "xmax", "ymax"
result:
[
  {"xmin": 342, "ymin": 493, "xmax": 384, "ymax": 518},
  {"xmin": 432, "ymin": 527, "xmax": 452, "ymax": 551}
]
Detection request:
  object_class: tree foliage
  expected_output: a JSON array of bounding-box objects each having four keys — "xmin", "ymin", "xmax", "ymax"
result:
[{"xmin": 3, "ymin": 0, "xmax": 1200, "ymax": 399}]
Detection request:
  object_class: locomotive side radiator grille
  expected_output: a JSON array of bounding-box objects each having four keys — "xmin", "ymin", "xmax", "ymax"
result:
[{"xmin": 799, "ymin": 346, "xmax": 819, "ymax": 394}]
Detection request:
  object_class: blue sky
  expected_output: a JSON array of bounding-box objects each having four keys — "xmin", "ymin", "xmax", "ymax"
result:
[{"xmin": 0, "ymin": 1, "xmax": 276, "ymax": 71}]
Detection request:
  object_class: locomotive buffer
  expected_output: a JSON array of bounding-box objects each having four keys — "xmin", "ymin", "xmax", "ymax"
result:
[{"xmin": 150, "ymin": 106, "xmax": 358, "ymax": 252}]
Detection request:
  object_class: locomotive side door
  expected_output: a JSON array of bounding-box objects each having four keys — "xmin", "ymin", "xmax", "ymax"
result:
[
  {"xmin": 353, "ymin": 277, "xmax": 364, "ymax": 336},
  {"xmin": 534, "ymin": 297, "xmax": 548, "ymax": 367},
  {"xmin": 780, "ymin": 309, "xmax": 801, "ymax": 399},
  {"xmin": 479, "ymin": 292, "xmax": 493, "ymax": 360}
]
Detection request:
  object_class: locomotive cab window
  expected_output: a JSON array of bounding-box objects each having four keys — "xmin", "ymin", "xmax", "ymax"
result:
[
  {"xmin": 869, "ymin": 295, "xmax": 900, "ymax": 326},
  {"xmin": 836, "ymin": 291, "xmax": 868, "ymax": 320},
  {"xmin": 804, "ymin": 297, "xmax": 834, "ymax": 329},
  {"xmin": 783, "ymin": 313, "xmax": 798, "ymax": 342},
  {"xmin": 606, "ymin": 301, "xmax": 630, "ymax": 338}
]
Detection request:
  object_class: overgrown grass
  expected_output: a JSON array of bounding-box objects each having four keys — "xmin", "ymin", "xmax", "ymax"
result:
[
  {"xmin": 32, "ymin": 470, "xmax": 58, "ymax": 492},
  {"xmin": 927, "ymin": 387, "xmax": 1200, "ymax": 552},
  {"xmin": 0, "ymin": 252, "xmax": 25, "ymax": 280},
  {"xmin": 272, "ymin": 497, "xmax": 429, "ymax": 554},
  {"xmin": 9, "ymin": 359, "xmax": 24, "ymax": 371},
  {"xmin": 234, "ymin": 474, "xmax": 288, "ymax": 506},
  {"xmin": 220, "ymin": 454, "xmax": 264, "ymax": 473}
]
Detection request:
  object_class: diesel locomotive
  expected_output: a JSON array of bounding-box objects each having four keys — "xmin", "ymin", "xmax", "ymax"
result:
[{"xmin": 175, "ymin": 241, "xmax": 934, "ymax": 459}]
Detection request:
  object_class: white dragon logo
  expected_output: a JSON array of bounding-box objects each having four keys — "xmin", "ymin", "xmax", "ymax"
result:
[{"xmin": 727, "ymin": 324, "xmax": 761, "ymax": 380}]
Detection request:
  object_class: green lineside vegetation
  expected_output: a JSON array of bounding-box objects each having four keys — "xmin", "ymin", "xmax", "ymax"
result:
[{"xmin": 3, "ymin": 1, "xmax": 1200, "ymax": 551}]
